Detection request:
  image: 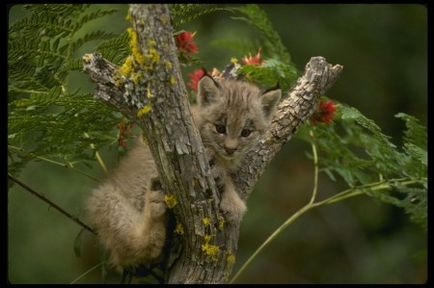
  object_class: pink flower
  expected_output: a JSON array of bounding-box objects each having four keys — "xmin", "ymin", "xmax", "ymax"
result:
[
  {"xmin": 187, "ymin": 68, "xmax": 206, "ymax": 92},
  {"xmin": 175, "ymin": 31, "xmax": 198, "ymax": 55},
  {"xmin": 311, "ymin": 100, "xmax": 337, "ymax": 124},
  {"xmin": 242, "ymin": 48, "xmax": 263, "ymax": 65}
]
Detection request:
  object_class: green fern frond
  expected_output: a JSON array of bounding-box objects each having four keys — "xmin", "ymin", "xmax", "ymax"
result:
[
  {"xmin": 8, "ymin": 4, "xmax": 123, "ymax": 182},
  {"xmin": 23, "ymin": 4, "xmax": 89, "ymax": 17},
  {"xmin": 9, "ymin": 14, "xmax": 73, "ymax": 36},
  {"xmin": 70, "ymin": 30, "xmax": 117, "ymax": 54},
  {"xmin": 296, "ymin": 103, "xmax": 427, "ymax": 229},
  {"xmin": 211, "ymin": 38, "xmax": 260, "ymax": 57},
  {"xmin": 238, "ymin": 58, "xmax": 297, "ymax": 91},
  {"xmin": 395, "ymin": 113, "xmax": 427, "ymax": 150},
  {"xmin": 96, "ymin": 31, "xmax": 129, "ymax": 65},
  {"xmin": 72, "ymin": 8, "xmax": 118, "ymax": 32},
  {"xmin": 228, "ymin": 4, "xmax": 292, "ymax": 64},
  {"xmin": 169, "ymin": 4, "xmax": 225, "ymax": 28}
]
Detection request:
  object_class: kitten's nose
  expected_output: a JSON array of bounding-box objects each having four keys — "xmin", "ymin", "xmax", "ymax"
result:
[
  {"xmin": 224, "ymin": 146, "xmax": 236, "ymax": 155},
  {"xmin": 224, "ymin": 138, "xmax": 238, "ymax": 155}
]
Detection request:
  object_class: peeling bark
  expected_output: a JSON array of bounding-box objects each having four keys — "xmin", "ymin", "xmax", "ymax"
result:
[{"xmin": 82, "ymin": 4, "xmax": 343, "ymax": 284}]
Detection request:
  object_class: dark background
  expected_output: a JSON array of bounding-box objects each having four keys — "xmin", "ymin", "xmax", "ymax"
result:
[{"xmin": 8, "ymin": 4, "xmax": 427, "ymax": 283}]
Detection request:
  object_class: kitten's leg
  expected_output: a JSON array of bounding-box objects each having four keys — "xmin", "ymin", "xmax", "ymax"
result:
[
  {"xmin": 219, "ymin": 174, "xmax": 247, "ymax": 224},
  {"xmin": 142, "ymin": 178, "xmax": 167, "ymax": 259},
  {"xmin": 86, "ymin": 182, "xmax": 166, "ymax": 268}
]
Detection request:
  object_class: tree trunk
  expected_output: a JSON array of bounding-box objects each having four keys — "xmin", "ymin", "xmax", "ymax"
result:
[{"xmin": 82, "ymin": 4, "xmax": 343, "ymax": 283}]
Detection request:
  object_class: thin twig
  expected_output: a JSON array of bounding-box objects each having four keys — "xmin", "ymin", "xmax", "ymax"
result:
[
  {"xmin": 8, "ymin": 145, "xmax": 100, "ymax": 182},
  {"xmin": 8, "ymin": 173, "xmax": 95, "ymax": 235}
]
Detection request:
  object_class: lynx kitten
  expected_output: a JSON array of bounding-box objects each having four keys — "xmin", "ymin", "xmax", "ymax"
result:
[{"xmin": 86, "ymin": 74, "xmax": 281, "ymax": 269}]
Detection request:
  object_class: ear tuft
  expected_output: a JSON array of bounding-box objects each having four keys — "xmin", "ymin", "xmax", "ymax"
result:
[
  {"xmin": 261, "ymin": 89, "xmax": 281, "ymax": 119},
  {"xmin": 197, "ymin": 75, "xmax": 220, "ymax": 106}
]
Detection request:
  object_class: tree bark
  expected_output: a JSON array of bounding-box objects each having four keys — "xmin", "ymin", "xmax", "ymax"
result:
[{"xmin": 82, "ymin": 4, "xmax": 343, "ymax": 284}]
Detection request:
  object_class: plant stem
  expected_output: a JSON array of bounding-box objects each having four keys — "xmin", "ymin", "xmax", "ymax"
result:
[
  {"xmin": 95, "ymin": 150, "xmax": 108, "ymax": 174},
  {"xmin": 313, "ymin": 178, "xmax": 423, "ymax": 207},
  {"xmin": 309, "ymin": 138, "xmax": 319, "ymax": 205},
  {"xmin": 230, "ymin": 203, "xmax": 312, "ymax": 283},
  {"xmin": 230, "ymin": 176, "xmax": 423, "ymax": 283},
  {"xmin": 231, "ymin": 139, "xmax": 320, "ymax": 283},
  {"xmin": 8, "ymin": 173, "xmax": 95, "ymax": 235},
  {"xmin": 9, "ymin": 85, "xmax": 49, "ymax": 95},
  {"xmin": 84, "ymin": 132, "xmax": 109, "ymax": 174},
  {"xmin": 8, "ymin": 145, "xmax": 100, "ymax": 182},
  {"xmin": 70, "ymin": 262, "xmax": 103, "ymax": 284}
]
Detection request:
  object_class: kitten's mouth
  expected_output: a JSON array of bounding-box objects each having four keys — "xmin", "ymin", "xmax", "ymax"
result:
[{"xmin": 218, "ymin": 152, "xmax": 237, "ymax": 160}]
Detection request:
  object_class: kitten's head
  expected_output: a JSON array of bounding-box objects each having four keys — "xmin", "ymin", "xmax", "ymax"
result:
[{"xmin": 195, "ymin": 75, "xmax": 281, "ymax": 169}]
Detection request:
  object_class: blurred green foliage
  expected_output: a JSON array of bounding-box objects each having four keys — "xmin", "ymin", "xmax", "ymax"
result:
[{"xmin": 8, "ymin": 4, "xmax": 427, "ymax": 284}]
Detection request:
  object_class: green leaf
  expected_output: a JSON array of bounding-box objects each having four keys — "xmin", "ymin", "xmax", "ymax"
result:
[{"xmin": 395, "ymin": 113, "xmax": 427, "ymax": 150}]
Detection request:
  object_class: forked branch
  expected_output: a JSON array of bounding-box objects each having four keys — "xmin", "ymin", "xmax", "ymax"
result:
[{"xmin": 82, "ymin": 3, "xmax": 342, "ymax": 283}]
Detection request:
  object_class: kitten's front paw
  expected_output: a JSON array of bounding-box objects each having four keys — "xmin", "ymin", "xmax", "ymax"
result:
[
  {"xmin": 220, "ymin": 194, "xmax": 247, "ymax": 224},
  {"xmin": 148, "ymin": 190, "xmax": 166, "ymax": 219}
]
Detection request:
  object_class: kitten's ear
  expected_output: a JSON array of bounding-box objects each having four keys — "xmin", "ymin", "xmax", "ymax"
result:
[
  {"xmin": 197, "ymin": 75, "xmax": 220, "ymax": 106},
  {"xmin": 261, "ymin": 88, "xmax": 281, "ymax": 119}
]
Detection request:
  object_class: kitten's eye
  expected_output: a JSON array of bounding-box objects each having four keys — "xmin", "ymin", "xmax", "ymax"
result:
[
  {"xmin": 241, "ymin": 129, "xmax": 252, "ymax": 137},
  {"xmin": 215, "ymin": 124, "xmax": 226, "ymax": 134}
]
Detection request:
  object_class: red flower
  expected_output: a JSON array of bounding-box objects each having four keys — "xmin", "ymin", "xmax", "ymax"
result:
[
  {"xmin": 175, "ymin": 31, "xmax": 198, "ymax": 55},
  {"xmin": 187, "ymin": 68, "xmax": 206, "ymax": 92},
  {"xmin": 242, "ymin": 48, "xmax": 263, "ymax": 65},
  {"xmin": 311, "ymin": 100, "xmax": 337, "ymax": 124}
]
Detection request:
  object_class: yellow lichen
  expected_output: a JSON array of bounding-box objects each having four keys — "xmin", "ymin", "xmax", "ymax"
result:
[
  {"xmin": 146, "ymin": 47, "xmax": 160, "ymax": 64},
  {"xmin": 201, "ymin": 240, "xmax": 220, "ymax": 261},
  {"xmin": 175, "ymin": 223, "xmax": 184, "ymax": 235},
  {"xmin": 131, "ymin": 71, "xmax": 142, "ymax": 85},
  {"xmin": 137, "ymin": 104, "xmax": 152, "ymax": 118},
  {"xmin": 204, "ymin": 234, "xmax": 212, "ymax": 243},
  {"xmin": 230, "ymin": 57, "xmax": 238, "ymax": 64},
  {"xmin": 218, "ymin": 216, "xmax": 225, "ymax": 230},
  {"xmin": 169, "ymin": 75, "xmax": 177, "ymax": 85},
  {"xmin": 114, "ymin": 76, "xmax": 123, "ymax": 87},
  {"xmin": 82, "ymin": 53, "xmax": 92, "ymax": 64},
  {"xmin": 147, "ymin": 39, "xmax": 157, "ymax": 47},
  {"xmin": 127, "ymin": 28, "xmax": 146, "ymax": 66},
  {"xmin": 146, "ymin": 86, "xmax": 154, "ymax": 98},
  {"xmin": 202, "ymin": 217, "xmax": 211, "ymax": 226},
  {"xmin": 160, "ymin": 14, "xmax": 170, "ymax": 25},
  {"xmin": 125, "ymin": 28, "xmax": 161, "ymax": 72},
  {"xmin": 125, "ymin": 11, "xmax": 131, "ymax": 21},
  {"xmin": 164, "ymin": 194, "xmax": 178, "ymax": 208},
  {"xmin": 226, "ymin": 252, "xmax": 236, "ymax": 265},
  {"xmin": 164, "ymin": 60, "xmax": 173, "ymax": 70},
  {"xmin": 119, "ymin": 56, "xmax": 134, "ymax": 77}
]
